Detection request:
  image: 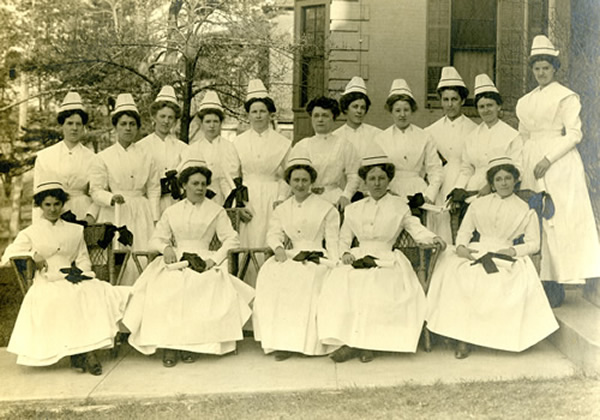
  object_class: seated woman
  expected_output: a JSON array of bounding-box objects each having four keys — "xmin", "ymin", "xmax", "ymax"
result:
[
  {"xmin": 1, "ymin": 181, "xmax": 130, "ymax": 374},
  {"xmin": 253, "ymin": 155, "xmax": 340, "ymax": 361},
  {"xmin": 426, "ymin": 157, "xmax": 559, "ymax": 359},
  {"xmin": 122, "ymin": 159, "xmax": 254, "ymax": 367},
  {"xmin": 317, "ymin": 153, "xmax": 446, "ymax": 363}
]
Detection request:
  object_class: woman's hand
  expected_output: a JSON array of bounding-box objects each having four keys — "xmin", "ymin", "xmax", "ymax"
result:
[
  {"xmin": 274, "ymin": 247, "xmax": 287, "ymax": 262},
  {"xmin": 84, "ymin": 214, "xmax": 96, "ymax": 225},
  {"xmin": 341, "ymin": 252, "xmax": 355, "ymax": 265},
  {"xmin": 456, "ymin": 245, "xmax": 477, "ymax": 261},
  {"xmin": 534, "ymin": 157, "xmax": 551, "ymax": 179},
  {"xmin": 111, "ymin": 194, "xmax": 125, "ymax": 206},
  {"xmin": 163, "ymin": 246, "xmax": 177, "ymax": 264},
  {"xmin": 239, "ymin": 208, "xmax": 253, "ymax": 223},
  {"xmin": 433, "ymin": 236, "xmax": 447, "ymax": 251},
  {"xmin": 496, "ymin": 247, "xmax": 517, "ymax": 258},
  {"xmin": 336, "ymin": 196, "xmax": 350, "ymax": 213},
  {"xmin": 33, "ymin": 252, "xmax": 48, "ymax": 272},
  {"xmin": 204, "ymin": 259, "xmax": 216, "ymax": 270}
]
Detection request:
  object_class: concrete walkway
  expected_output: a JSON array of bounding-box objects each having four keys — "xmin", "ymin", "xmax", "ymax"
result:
[{"xmin": 0, "ymin": 338, "xmax": 577, "ymax": 403}]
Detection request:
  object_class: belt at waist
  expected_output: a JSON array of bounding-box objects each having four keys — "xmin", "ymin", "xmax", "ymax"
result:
[
  {"xmin": 356, "ymin": 241, "xmax": 392, "ymax": 254},
  {"xmin": 394, "ymin": 169, "xmax": 419, "ymax": 178},
  {"xmin": 245, "ymin": 174, "xmax": 278, "ymax": 183},
  {"xmin": 112, "ymin": 190, "xmax": 144, "ymax": 198},
  {"xmin": 525, "ymin": 130, "xmax": 563, "ymax": 140},
  {"xmin": 177, "ymin": 241, "xmax": 211, "ymax": 251},
  {"xmin": 65, "ymin": 189, "xmax": 87, "ymax": 198},
  {"xmin": 292, "ymin": 240, "xmax": 323, "ymax": 250}
]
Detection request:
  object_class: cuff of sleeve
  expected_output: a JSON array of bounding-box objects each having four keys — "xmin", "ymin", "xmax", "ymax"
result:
[{"xmin": 94, "ymin": 191, "xmax": 114, "ymax": 207}]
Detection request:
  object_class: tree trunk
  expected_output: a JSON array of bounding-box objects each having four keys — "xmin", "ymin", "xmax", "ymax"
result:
[{"xmin": 180, "ymin": 58, "xmax": 195, "ymax": 144}]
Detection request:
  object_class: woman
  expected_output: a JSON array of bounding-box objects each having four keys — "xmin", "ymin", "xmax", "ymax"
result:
[
  {"xmin": 375, "ymin": 79, "xmax": 443, "ymax": 207},
  {"xmin": 233, "ymin": 79, "xmax": 291, "ymax": 250},
  {"xmin": 426, "ymin": 157, "xmax": 559, "ymax": 358},
  {"xmin": 291, "ymin": 96, "xmax": 360, "ymax": 212},
  {"xmin": 90, "ymin": 93, "xmax": 160, "ymax": 285},
  {"xmin": 515, "ymin": 35, "xmax": 600, "ymax": 302},
  {"xmin": 34, "ymin": 91, "xmax": 98, "ymax": 223},
  {"xmin": 1, "ymin": 181, "xmax": 130, "ymax": 374},
  {"xmin": 137, "ymin": 85, "xmax": 188, "ymax": 213},
  {"xmin": 425, "ymin": 67, "xmax": 477, "ymax": 242},
  {"xmin": 184, "ymin": 90, "xmax": 241, "ymax": 206},
  {"xmin": 454, "ymin": 74, "xmax": 522, "ymax": 193},
  {"xmin": 317, "ymin": 153, "xmax": 445, "ymax": 363},
  {"xmin": 253, "ymin": 155, "xmax": 340, "ymax": 361},
  {"xmin": 122, "ymin": 159, "xmax": 254, "ymax": 367}
]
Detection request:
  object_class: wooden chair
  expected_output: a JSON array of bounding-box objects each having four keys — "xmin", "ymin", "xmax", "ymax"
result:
[{"xmin": 9, "ymin": 223, "xmax": 130, "ymax": 296}]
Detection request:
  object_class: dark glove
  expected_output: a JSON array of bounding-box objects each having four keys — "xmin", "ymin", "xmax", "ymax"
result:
[
  {"xmin": 60, "ymin": 210, "xmax": 88, "ymax": 227},
  {"xmin": 446, "ymin": 188, "xmax": 469, "ymax": 203},
  {"xmin": 351, "ymin": 255, "xmax": 379, "ymax": 269},
  {"xmin": 470, "ymin": 252, "xmax": 516, "ymax": 274},
  {"xmin": 60, "ymin": 262, "xmax": 93, "ymax": 284},
  {"xmin": 180, "ymin": 252, "xmax": 207, "ymax": 274},
  {"xmin": 160, "ymin": 170, "xmax": 182, "ymax": 200},
  {"xmin": 224, "ymin": 177, "xmax": 249, "ymax": 209},
  {"xmin": 292, "ymin": 251, "xmax": 324, "ymax": 264},
  {"xmin": 97, "ymin": 224, "xmax": 134, "ymax": 248}
]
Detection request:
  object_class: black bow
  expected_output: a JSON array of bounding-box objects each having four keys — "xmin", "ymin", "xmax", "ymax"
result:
[
  {"xmin": 97, "ymin": 224, "xmax": 134, "ymax": 249},
  {"xmin": 351, "ymin": 255, "xmax": 379, "ymax": 269},
  {"xmin": 180, "ymin": 252, "xmax": 207, "ymax": 274},
  {"xmin": 60, "ymin": 262, "xmax": 93, "ymax": 284},
  {"xmin": 60, "ymin": 210, "xmax": 88, "ymax": 227},
  {"xmin": 224, "ymin": 177, "xmax": 249, "ymax": 208},
  {"xmin": 350, "ymin": 191, "xmax": 365, "ymax": 203},
  {"xmin": 205, "ymin": 189, "xmax": 217, "ymax": 199},
  {"xmin": 470, "ymin": 252, "xmax": 516, "ymax": 274},
  {"xmin": 160, "ymin": 170, "xmax": 182, "ymax": 200},
  {"xmin": 407, "ymin": 193, "xmax": 425, "ymax": 218},
  {"xmin": 292, "ymin": 251, "xmax": 324, "ymax": 264}
]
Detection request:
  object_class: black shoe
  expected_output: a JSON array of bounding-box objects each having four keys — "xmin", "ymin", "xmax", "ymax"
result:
[
  {"xmin": 85, "ymin": 352, "xmax": 103, "ymax": 376},
  {"xmin": 359, "ymin": 350, "xmax": 375, "ymax": 363},
  {"xmin": 162, "ymin": 349, "xmax": 178, "ymax": 368},
  {"xmin": 330, "ymin": 346, "xmax": 358, "ymax": 363},
  {"xmin": 454, "ymin": 342, "xmax": 470, "ymax": 360},
  {"xmin": 273, "ymin": 351, "xmax": 294, "ymax": 361},
  {"xmin": 70, "ymin": 353, "xmax": 86, "ymax": 372},
  {"xmin": 180, "ymin": 351, "xmax": 197, "ymax": 364},
  {"xmin": 543, "ymin": 281, "xmax": 565, "ymax": 308}
]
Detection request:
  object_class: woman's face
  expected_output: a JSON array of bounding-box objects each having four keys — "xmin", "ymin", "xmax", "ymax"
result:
[
  {"xmin": 477, "ymin": 97, "xmax": 501, "ymax": 126},
  {"xmin": 365, "ymin": 166, "xmax": 390, "ymax": 200},
  {"xmin": 183, "ymin": 172, "xmax": 208, "ymax": 204},
  {"xmin": 440, "ymin": 89, "xmax": 464, "ymax": 120},
  {"xmin": 62, "ymin": 113, "xmax": 84, "ymax": 144},
  {"xmin": 289, "ymin": 168, "xmax": 312, "ymax": 201},
  {"xmin": 492, "ymin": 169, "xmax": 516, "ymax": 198},
  {"xmin": 532, "ymin": 60, "xmax": 556, "ymax": 88},
  {"xmin": 311, "ymin": 106, "xmax": 335, "ymax": 135},
  {"xmin": 41, "ymin": 195, "xmax": 64, "ymax": 223},
  {"xmin": 201, "ymin": 113, "xmax": 222, "ymax": 141},
  {"xmin": 152, "ymin": 106, "xmax": 177, "ymax": 137},
  {"xmin": 345, "ymin": 99, "xmax": 367, "ymax": 127},
  {"xmin": 248, "ymin": 101, "xmax": 271, "ymax": 132},
  {"xmin": 115, "ymin": 115, "xmax": 139, "ymax": 147},
  {"xmin": 391, "ymin": 100, "xmax": 412, "ymax": 130}
]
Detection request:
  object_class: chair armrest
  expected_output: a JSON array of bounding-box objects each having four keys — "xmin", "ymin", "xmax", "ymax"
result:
[
  {"xmin": 9, "ymin": 256, "xmax": 36, "ymax": 296},
  {"xmin": 111, "ymin": 250, "xmax": 131, "ymax": 286},
  {"xmin": 228, "ymin": 247, "xmax": 274, "ymax": 278},
  {"xmin": 131, "ymin": 251, "xmax": 160, "ymax": 275}
]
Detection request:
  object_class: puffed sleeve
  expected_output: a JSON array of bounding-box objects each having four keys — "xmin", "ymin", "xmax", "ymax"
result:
[
  {"xmin": 1, "ymin": 229, "xmax": 35, "ymax": 265},
  {"xmin": 341, "ymin": 140, "xmax": 360, "ymax": 200},
  {"xmin": 455, "ymin": 204, "xmax": 476, "ymax": 247},
  {"xmin": 74, "ymin": 229, "xmax": 93, "ymax": 272},
  {"xmin": 148, "ymin": 210, "xmax": 174, "ymax": 253},
  {"xmin": 338, "ymin": 216, "xmax": 355, "ymax": 257},
  {"xmin": 323, "ymin": 206, "xmax": 340, "ymax": 260},
  {"xmin": 276, "ymin": 148, "xmax": 292, "ymax": 202},
  {"xmin": 423, "ymin": 133, "xmax": 443, "ymax": 201},
  {"xmin": 545, "ymin": 93, "xmax": 583, "ymax": 164},
  {"xmin": 219, "ymin": 142, "xmax": 242, "ymax": 199},
  {"xmin": 455, "ymin": 139, "xmax": 475, "ymax": 189},
  {"xmin": 90, "ymin": 154, "xmax": 115, "ymax": 208},
  {"xmin": 400, "ymin": 208, "xmax": 437, "ymax": 244},
  {"xmin": 512, "ymin": 209, "xmax": 540, "ymax": 257},
  {"xmin": 266, "ymin": 204, "xmax": 286, "ymax": 251},
  {"xmin": 212, "ymin": 209, "xmax": 241, "ymax": 264},
  {"xmin": 145, "ymin": 158, "xmax": 161, "ymax": 222}
]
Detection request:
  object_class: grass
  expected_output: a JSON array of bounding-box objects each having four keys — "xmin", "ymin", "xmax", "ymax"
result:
[{"xmin": 0, "ymin": 376, "xmax": 598, "ymax": 419}]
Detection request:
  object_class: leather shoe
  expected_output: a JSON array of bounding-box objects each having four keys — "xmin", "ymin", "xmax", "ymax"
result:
[
  {"xmin": 85, "ymin": 352, "xmax": 103, "ymax": 376},
  {"xmin": 330, "ymin": 346, "xmax": 358, "ymax": 363},
  {"xmin": 180, "ymin": 351, "xmax": 197, "ymax": 364},
  {"xmin": 273, "ymin": 351, "xmax": 294, "ymax": 361},
  {"xmin": 454, "ymin": 342, "xmax": 471, "ymax": 359},
  {"xmin": 359, "ymin": 350, "xmax": 375, "ymax": 363},
  {"xmin": 163, "ymin": 349, "xmax": 178, "ymax": 367},
  {"xmin": 70, "ymin": 353, "xmax": 86, "ymax": 371}
]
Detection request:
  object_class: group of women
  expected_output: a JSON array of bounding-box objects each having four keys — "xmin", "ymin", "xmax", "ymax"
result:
[{"xmin": 2, "ymin": 35, "xmax": 599, "ymax": 374}]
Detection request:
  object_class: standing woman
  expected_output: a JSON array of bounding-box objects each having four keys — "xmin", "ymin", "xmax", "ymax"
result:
[
  {"xmin": 233, "ymin": 79, "xmax": 291, "ymax": 249},
  {"xmin": 34, "ymin": 92, "xmax": 98, "ymax": 223},
  {"xmin": 454, "ymin": 74, "xmax": 522, "ymax": 193},
  {"xmin": 375, "ymin": 79, "xmax": 443, "ymax": 207},
  {"xmin": 253, "ymin": 155, "xmax": 340, "ymax": 361},
  {"xmin": 137, "ymin": 86, "xmax": 188, "ymax": 213},
  {"xmin": 90, "ymin": 94, "xmax": 161, "ymax": 285},
  {"xmin": 122, "ymin": 159, "xmax": 254, "ymax": 367},
  {"xmin": 516, "ymin": 35, "xmax": 600, "ymax": 303},
  {"xmin": 184, "ymin": 90, "xmax": 241, "ymax": 206},
  {"xmin": 425, "ymin": 68, "xmax": 477, "ymax": 242},
  {"xmin": 317, "ymin": 153, "xmax": 445, "ymax": 363},
  {"xmin": 291, "ymin": 96, "xmax": 360, "ymax": 212}
]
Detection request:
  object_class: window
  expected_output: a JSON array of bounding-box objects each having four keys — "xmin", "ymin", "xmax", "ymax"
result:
[{"xmin": 299, "ymin": 4, "xmax": 326, "ymax": 107}]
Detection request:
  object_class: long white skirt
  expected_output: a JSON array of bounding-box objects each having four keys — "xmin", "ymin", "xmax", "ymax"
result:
[
  {"xmin": 123, "ymin": 258, "xmax": 254, "ymax": 355},
  {"xmin": 426, "ymin": 245, "xmax": 559, "ymax": 352},
  {"xmin": 7, "ymin": 276, "xmax": 130, "ymax": 366},
  {"xmin": 317, "ymin": 249, "xmax": 426, "ymax": 352},
  {"xmin": 429, "ymin": 160, "xmax": 460, "ymax": 244},
  {"xmin": 253, "ymin": 253, "xmax": 338, "ymax": 356}
]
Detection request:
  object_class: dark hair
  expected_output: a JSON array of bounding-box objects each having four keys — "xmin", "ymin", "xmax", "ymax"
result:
[
  {"xmin": 57, "ymin": 109, "xmax": 88, "ymax": 126},
  {"xmin": 437, "ymin": 86, "xmax": 469, "ymax": 101},
  {"xmin": 198, "ymin": 108, "xmax": 225, "ymax": 122},
  {"xmin": 150, "ymin": 101, "xmax": 181, "ymax": 119},
  {"xmin": 306, "ymin": 96, "xmax": 341, "ymax": 120},
  {"xmin": 529, "ymin": 54, "xmax": 561, "ymax": 70},
  {"xmin": 33, "ymin": 188, "xmax": 70, "ymax": 207},
  {"xmin": 339, "ymin": 92, "xmax": 371, "ymax": 113},
  {"xmin": 244, "ymin": 97, "xmax": 277, "ymax": 113},
  {"xmin": 178, "ymin": 166, "xmax": 213, "ymax": 188},
  {"xmin": 358, "ymin": 163, "xmax": 396, "ymax": 181},
  {"xmin": 385, "ymin": 94, "xmax": 418, "ymax": 113},
  {"xmin": 284, "ymin": 164, "xmax": 318, "ymax": 184},
  {"xmin": 475, "ymin": 91, "xmax": 503, "ymax": 107},
  {"xmin": 486, "ymin": 164, "xmax": 520, "ymax": 188},
  {"xmin": 112, "ymin": 110, "xmax": 141, "ymax": 128}
]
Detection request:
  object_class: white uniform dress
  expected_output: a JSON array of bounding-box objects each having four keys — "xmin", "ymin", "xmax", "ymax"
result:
[
  {"xmin": 454, "ymin": 120, "xmax": 523, "ymax": 191},
  {"xmin": 233, "ymin": 128, "xmax": 291, "ymax": 248},
  {"xmin": 516, "ymin": 81, "xmax": 600, "ymax": 283},
  {"xmin": 33, "ymin": 141, "xmax": 99, "ymax": 220},
  {"xmin": 137, "ymin": 133, "xmax": 188, "ymax": 213},
  {"xmin": 183, "ymin": 135, "xmax": 241, "ymax": 206},
  {"xmin": 253, "ymin": 194, "xmax": 340, "ymax": 356},
  {"xmin": 122, "ymin": 199, "xmax": 254, "ymax": 355},
  {"xmin": 333, "ymin": 123, "xmax": 382, "ymax": 160},
  {"xmin": 90, "ymin": 141, "xmax": 161, "ymax": 285},
  {"xmin": 426, "ymin": 193, "xmax": 559, "ymax": 352},
  {"xmin": 2, "ymin": 219, "xmax": 130, "ymax": 366},
  {"xmin": 317, "ymin": 194, "xmax": 436, "ymax": 352},
  {"xmin": 291, "ymin": 132, "xmax": 360, "ymax": 205},
  {"xmin": 375, "ymin": 125, "xmax": 443, "ymax": 203},
  {"xmin": 426, "ymin": 115, "xmax": 477, "ymax": 242}
]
